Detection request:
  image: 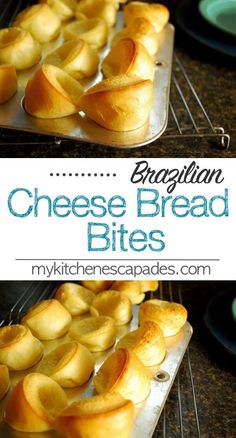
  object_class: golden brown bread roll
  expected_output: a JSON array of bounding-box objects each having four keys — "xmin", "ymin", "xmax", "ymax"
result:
[
  {"xmin": 75, "ymin": 0, "xmax": 118, "ymax": 27},
  {"xmin": 63, "ymin": 17, "xmax": 109, "ymax": 49},
  {"xmin": 69, "ymin": 315, "xmax": 116, "ymax": 351},
  {"xmin": 139, "ymin": 299, "xmax": 188, "ymax": 337},
  {"xmin": 37, "ymin": 341, "xmax": 94, "ymax": 387},
  {"xmin": 111, "ymin": 280, "xmax": 145, "ymax": 304},
  {"xmin": 5, "ymin": 373, "xmax": 68, "ymax": 432},
  {"xmin": 55, "ymin": 392, "xmax": 135, "ymax": 438},
  {"xmin": 112, "ymin": 17, "xmax": 159, "ymax": 56},
  {"xmin": 13, "ymin": 4, "xmax": 61, "ymax": 43},
  {"xmin": 0, "ymin": 364, "xmax": 10, "ymax": 400},
  {"xmin": 22, "ymin": 299, "xmax": 72, "ymax": 340},
  {"xmin": 44, "ymin": 39, "xmax": 99, "ymax": 79},
  {"xmin": 0, "ymin": 324, "xmax": 43, "ymax": 370},
  {"xmin": 0, "ymin": 27, "xmax": 41, "ymax": 70},
  {"xmin": 124, "ymin": 2, "xmax": 169, "ymax": 33},
  {"xmin": 55, "ymin": 282, "xmax": 95, "ymax": 315},
  {"xmin": 0, "ymin": 64, "xmax": 17, "ymax": 104},
  {"xmin": 80, "ymin": 280, "xmax": 113, "ymax": 293},
  {"xmin": 116, "ymin": 320, "xmax": 166, "ymax": 366},
  {"xmin": 40, "ymin": 0, "xmax": 77, "ymax": 21},
  {"xmin": 139, "ymin": 280, "xmax": 159, "ymax": 293},
  {"xmin": 102, "ymin": 37, "xmax": 155, "ymax": 81},
  {"xmin": 90, "ymin": 290, "xmax": 132, "ymax": 326},
  {"xmin": 94, "ymin": 348, "xmax": 151, "ymax": 404},
  {"xmin": 24, "ymin": 64, "xmax": 83, "ymax": 118},
  {"xmin": 78, "ymin": 74, "xmax": 154, "ymax": 131}
]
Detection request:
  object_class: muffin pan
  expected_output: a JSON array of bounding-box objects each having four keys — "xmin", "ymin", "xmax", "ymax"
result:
[
  {"xmin": 0, "ymin": 305, "xmax": 192, "ymax": 437},
  {"xmin": 0, "ymin": 12, "xmax": 174, "ymax": 148}
]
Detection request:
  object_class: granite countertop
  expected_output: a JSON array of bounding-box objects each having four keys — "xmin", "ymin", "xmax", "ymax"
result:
[
  {"xmin": 0, "ymin": 18, "xmax": 235, "ymax": 158},
  {"xmin": 0, "ymin": 281, "xmax": 235, "ymax": 437}
]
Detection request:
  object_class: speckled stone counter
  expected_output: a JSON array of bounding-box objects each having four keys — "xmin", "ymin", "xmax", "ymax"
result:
[
  {"xmin": 0, "ymin": 281, "xmax": 235, "ymax": 437},
  {"xmin": 0, "ymin": 31, "xmax": 235, "ymax": 158}
]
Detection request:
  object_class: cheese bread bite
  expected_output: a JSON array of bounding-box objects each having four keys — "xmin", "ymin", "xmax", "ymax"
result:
[
  {"xmin": 55, "ymin": 392, "xmax": 135, "ymax": 438},
  {"xmin": 78, "ymin": 74, "xmax": 154, "ymax": 131},
  {"xmin": 22, "ymin": 299, "xmax": 72, "ymax": 340},
  {"xmin": 69, "ymin": 315, "xmax": 116, "ymax": 351},
  {"xmin": 0, "ymin": 364, "xmax": 10, "ymax": 399},
  {"xmin": 80, "ymin": 280, "xmax": 113, "ymax": 293},
  {"xmin": 63, "ymin": 17, "xmax": 108, "ymax": 49},
  {"xmin": 139, "ymin": 299, "xmax": 188, "ymax": 337},
  {"xmin": 116, "ymin": 320, "xmax": 166, "ymax": 366},
  {"xmin": 90, "ymin": 290, "xmax": 132, "ymax": 325},
  {"xmin": 102, "ymin": 37, "xmax": 155, "ymax": 81},
  {"xmin": 94, "ymin": 348, "xmax": 151, "ymax": 404},
  {"xmin": 75, "ymin": 0, "xmax": 118, "ymax": 27},
  {"xmin": 0, "ymin": 27, "xmax": 41, "ymax": 70},
  {"xmin": 5, "ymin": 373, "xmax": 68, "ymax": 432},
  {"xmin": 0, "ymin": 64, "xmax": 17, "ymax": 104},
  {"xmin": 55, "ymin": 282, "xmax": 95, "ymax": 315},
  {"xmin": 13, "ymin": 4, "xmax": 61, "ymax": 43},
  {"xmin": 111, "ymin": 280, "xmax": 145, "ymax": 304},
  {"xmin": 24, "ymin": 64, "xmax": 83, "ymax": 118},
  {"xmin": 44, "ymin": 39, "xmax": 99, "ymax": 79},
  {"xmin": 139, "ymin": 280, "xmax": 159, "ymax": 293},
  {"xmin": 124, "ymin": 2, "xmax": 169, "ymax": 33},
  {"xmin": 37, "ymin": 341, "xmax": 94, "ymax": 387},
  {"xmin": 40, "ymin": 0, "xmax": 77, "ymax": 21},
  {"xmin": 0, "ymin": 324, "xmax": 43, "ymax": 370},
  {"xmin": 112, "ymin": 17, "xmax": 159, "ymax": 56}
]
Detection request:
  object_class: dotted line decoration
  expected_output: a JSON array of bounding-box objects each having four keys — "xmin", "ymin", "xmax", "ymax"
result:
[{"xmin": 50, "ymin": 173, "xmax": 117, "ymax": 177}]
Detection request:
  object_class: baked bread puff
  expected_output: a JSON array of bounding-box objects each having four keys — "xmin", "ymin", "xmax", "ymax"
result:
[
  {"xmin": 40, "ymin": 0, "xmax": 77, "ymax": 21},
  {"xmin": 63, "ymin": 17, "xmax": 108, "ymax": 49},
  {"xmin": 55, "ymin": 282, "xmax": 95, "ymax": 315},
  {"xmin": 77, "ymin": 74, "xmax": 154, "ymax": 131},
  {"xmin": 24, "ymin": 64, "xmax": 83, "ymax": 118},
  {"xmin": 37, "ymin": 341, "xmax": 94, "ymax": 387},
  {"xmin": 116, "ymin": 320, "xmax": 166, "ymax": 366},
  {"xmin": 124, "ymin": 2, "xmax": 169, "ymax": 33},
  {"xmin": 80, "ymin": 280, "xmax": 113, "ymax": 293},
  {"xmin": 0, "ymin": 364, "xmax": 10, "ymax": 400},
  {"xmin": 0, "ymin": 64, "xmax": 17, "ymax": 104},
  {"xmin": 139, "ymin": 280, "xmax": 159, "ymax": 293},
  {"xmin": 0, "ymin": 324, "xmax": 43, "ymax": 370},
  {"xmin": 90, "ymin": 290, "xmax": 132, "ymax": 326},
  {"xmin": 13, "ymin": 4, "xmax": 61, "ymax": 43},
  {"xmin": 55, "ymin": 393, "xmax": 135, "ymax": 438},
  {"xmin": 69, "ymin": 316, "xmax": 116, "ymax": 352},
  {"xmin": 94, "ymin": 348, "xmax": 151, "ymax": 404},
  {"xmin": 111, "ymin": 280, "xmax": 145, "ymax": 304},
  {"xmin": 44, "ymin": 39, "xmax": 99, "ymax": 79},
  {"xmin": 0, "ymin": 27, "xmax": 41, "ymax": 70},
  {"xmin": 102, "ymin": 37, "xmax": 155, "ymax": 81},
  {"xmin": 112, "ymin": 17, "xmax": 159, "ymax": 57},
  {"xmin": 75, "ymin": 0, "xmax": 118, "ymax": 27},
  {"xmin": 22, "ymin": 299, "xmax": 72, "ymax": 340},
  {"xmin": 139, "ymin": 299, "xmax": 188, "ymax": 337},
  {"xmin": 5, "ymin": 373, "xmax": 68, "ymax": 432}
]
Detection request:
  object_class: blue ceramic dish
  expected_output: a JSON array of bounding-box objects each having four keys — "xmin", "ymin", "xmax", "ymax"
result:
[{"xmin": 199, "ymin": 0, "xmax": 236, "ymax": 37}]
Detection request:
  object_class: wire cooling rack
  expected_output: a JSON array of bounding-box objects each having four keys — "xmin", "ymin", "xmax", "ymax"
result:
[
  {"xmin": 0, "ymin": 281, "xmax": 202, "ymax": 438},
  {"xmin": 0, "ymin": 0, "xmax": 230, "ymax": 149}
]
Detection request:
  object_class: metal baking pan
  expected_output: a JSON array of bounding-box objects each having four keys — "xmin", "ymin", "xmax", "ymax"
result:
[
  {"xmin": 0, "ymin": 305, "xmax": 192, "ymax": 437},
  {"xmin": 0, "ymin": 10, "xmax": 174, "ymax": 148}
]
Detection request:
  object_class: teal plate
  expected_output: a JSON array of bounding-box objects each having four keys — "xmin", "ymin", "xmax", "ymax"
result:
[
  {"xmin": 232, "ymin": 297, "xmax": 236, "ymax": 322},
  {"xmin": 204, "ymin": 288, "xmax": 236, "ymax": 357},
  {"xmin": 199, "ymin": 0, "xmax": 236, "ymax": 36}
]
